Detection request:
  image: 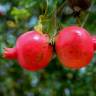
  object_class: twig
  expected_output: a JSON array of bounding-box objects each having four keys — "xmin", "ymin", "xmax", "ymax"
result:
[
  {"xmin": 81, "ymin": 1, "xmax": 94, "ymax": 27},
  {"xmin": 57, "ymin": 1, "xmax": 66, "ymax": 14},
  {"xmin": 81, "ymin": 13, "xmax": 89, "ymax": 27},
  {"xmin": 44, "ymin": 0, "xmax": 48, "ymax": 16}
]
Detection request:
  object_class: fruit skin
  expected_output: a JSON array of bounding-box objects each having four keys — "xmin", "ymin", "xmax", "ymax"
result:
[
  {"xmin": 3, "ymin": 47, "xmax": 17, "ymax": 59},
  {"xmin": 92, "ymin": 36, "xmax": 96, "ymax": 51},
  {"xmin": 3, "ymin": 31, "xmax": 53, "ymax": 71},
  {"xmin": 55, "ymin": 26, "xmax": 94, "ymax": 69}
]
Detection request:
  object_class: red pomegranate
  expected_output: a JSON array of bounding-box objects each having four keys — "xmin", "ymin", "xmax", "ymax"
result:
[
  {"xmin": 3, "ymin": 31, "xmax": 53, "ymax": 71},
  {"xmin": 55, "ymin": 26, "xmax": 94, "ymax": 69},
  {"xmin": 92, "ymin": 36, "xmax": 96, "ymax": 51}
]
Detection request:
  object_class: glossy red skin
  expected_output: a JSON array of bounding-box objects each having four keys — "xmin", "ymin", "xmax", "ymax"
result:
[
  {"xmin": 3, "ymin": 48, "xmax": 17, "ymax": 59},
  {"xmin": 4, "ymin": 31, "xmax": 53, "ymax": 71},
  {"xmin": 55, "ymin": 26, "xmax": 94, "ymax": 69},
  {"xmin": 92, "ymin": 36, "xmax": 96, "ymax": 51}
]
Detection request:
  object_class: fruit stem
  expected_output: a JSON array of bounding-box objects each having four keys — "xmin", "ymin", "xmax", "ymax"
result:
[{"xmin": 3, "ymin": 47, "xmax": 17, "ymax": 59}]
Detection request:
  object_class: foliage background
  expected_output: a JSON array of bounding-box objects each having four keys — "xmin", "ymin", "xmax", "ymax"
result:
[{"xmin": 0, "ymin": 0, "xmax": 96, "ymax": 96}]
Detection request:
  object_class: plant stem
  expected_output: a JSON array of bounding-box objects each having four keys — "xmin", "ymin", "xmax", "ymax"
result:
[
  {"xmin": 81, "ymin": 13, "xmax": 89, "ymax": 27},
  {"xmin": 81, "ymin": 0, "xmax": 94, "ymax": 27},
  {"xmin": 76, "ymin": 16, "xmax": 81, "ymax": 26},
  {"xmin": 57, "ymin": 1, "xmax": 66, "ymax": 15}
]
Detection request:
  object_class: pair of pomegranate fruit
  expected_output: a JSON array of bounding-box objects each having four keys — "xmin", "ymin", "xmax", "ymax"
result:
[{"xmin": 3, "ymin": 26, "xmax": 96, "ymax": 71}]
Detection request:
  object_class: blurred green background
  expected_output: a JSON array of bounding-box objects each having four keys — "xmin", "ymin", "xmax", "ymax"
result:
[{"xmin": 0, "ymin": 0, "xmax": 96, "ymax": 96}]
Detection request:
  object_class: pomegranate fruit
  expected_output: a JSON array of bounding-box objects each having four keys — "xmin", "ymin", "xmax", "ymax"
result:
[
  {"xmin": 92, "ymin": 36, "xmax": 96, "ymax": 51},
  {"xmin": 3, "ymin": 31, "xmax": 53, "ymax": 71},
  {"xmin": 55, "ymin": 26, "xmax": 94, "ymax": 69}
]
